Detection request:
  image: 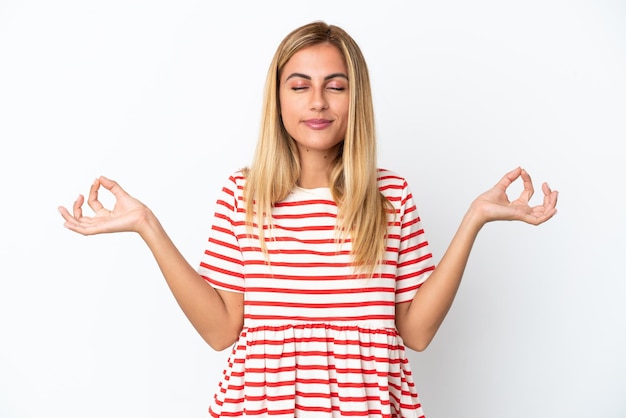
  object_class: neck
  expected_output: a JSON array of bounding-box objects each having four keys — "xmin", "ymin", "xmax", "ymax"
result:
[
  {"xmin": 297, "ymin": 152, "xmax": 336, "ymax": 189},
  {"xmin": 298, "ymin": 157, "xmax": 331, "ymax": 188},
  {"xmin": 296, "ymin": 142, "xmax": 343, "ymax": 188}
]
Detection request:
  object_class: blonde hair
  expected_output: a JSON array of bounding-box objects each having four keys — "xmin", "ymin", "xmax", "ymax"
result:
[{"xmin": 244, "ymin": 21, "xmax": 390, "ymax": 272}]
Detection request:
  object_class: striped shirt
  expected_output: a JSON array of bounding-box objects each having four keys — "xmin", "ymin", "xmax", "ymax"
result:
[{"xmin": 199, "ymin": 169, "xmax": 434, "ymax": 418}]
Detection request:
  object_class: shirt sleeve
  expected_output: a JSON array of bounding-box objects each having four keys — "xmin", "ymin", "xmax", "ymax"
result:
[
  {"xmin": 197, "ymin": 173, "xmax": 246, "ymax": 293},
  {"xmin": 394, "ymin": 178, "xmax": 435, "ymax": 304}
]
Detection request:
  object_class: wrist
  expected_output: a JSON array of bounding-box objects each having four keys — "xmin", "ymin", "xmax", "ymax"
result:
[
  {"xmin": 135, "ymin": 207, "xmax": 161, "ymax": 239},
  {"xmin": 461, "ymin": 204, "xmax": 488, "ymax": 235}
]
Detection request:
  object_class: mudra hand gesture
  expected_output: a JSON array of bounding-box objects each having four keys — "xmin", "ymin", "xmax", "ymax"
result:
[
  {"xmin": 470, "ymin": 166, "xmax": 558, "ymax": 226},
  {"xmin": 58, "ymin": 176, "xmax": 152, "ymax": 236}
]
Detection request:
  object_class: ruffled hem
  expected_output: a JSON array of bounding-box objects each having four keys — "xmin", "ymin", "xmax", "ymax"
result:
[{"xmin": 208, "ymin": 323, "xmax": 425, "ymax": 418}]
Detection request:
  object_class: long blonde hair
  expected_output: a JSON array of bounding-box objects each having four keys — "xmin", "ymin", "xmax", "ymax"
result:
[{"xmin": 244, "ymin": 21, "xmax": 390, "ymax": 272}]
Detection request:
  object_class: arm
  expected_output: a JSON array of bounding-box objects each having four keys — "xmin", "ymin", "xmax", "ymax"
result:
[
  {"xmin": 58, "ymin": 176, "xmax": 244, "ymax": 351},
  {"xmin": 395, "ymin": 167, "xmax": 558, "ymax": 351}
]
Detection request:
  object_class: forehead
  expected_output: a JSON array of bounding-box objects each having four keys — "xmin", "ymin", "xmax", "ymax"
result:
[{"xmin": 281, "ymin": 43, "xmax": 347, "ymax": 78}]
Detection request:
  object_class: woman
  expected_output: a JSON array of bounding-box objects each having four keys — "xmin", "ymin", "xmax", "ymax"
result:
[{"xmin": 59, "ymin": 21, "xmax": 558, "ymax": 418}]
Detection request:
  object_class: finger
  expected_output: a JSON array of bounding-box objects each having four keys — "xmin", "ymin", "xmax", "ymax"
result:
[
  {"xmin": 59, "ymin": 204, "xmax": 103, "ymax": 235},
  {"xmin": 537, "ymin": 205, "xmax": 558, "ymax": 224},
  {"xmin": 541, "ymin": 182, "xmax": 558, "ymax": 210},
  {"xmin": 518, "ymin": 168, "xmax": 535, "ymax": 202},
  {"xmin": 87, "ymin": 178, "xmax": 104, "ymax": 213},
  {"xmin": 551, "ymin": 190, "xmax": 559, "ymax": 209},
  {"xmin": 98, "ymin": 176, "xmax": 129, "ymax": 200},
  {"xmin": 58, "ymin": 205, "xmax": 75, "ymax": 223},
  {"xmin": 72, "ymin": 194, "xmax": 85, "ymax": 219},
  {"xmin": 494, "ymin": 166, "xmax": 522, "ymax": 191},
  {"xmin": 523, "ymin": 195, "xmax": 558, "ymax": 225},
  {"xmin": 547, "ymin": 191, "xmax": 559, "ymax": 214},
  {"xmin": 520, "ymin": 208, "xmax": 552, "ymax": 226},
  {"xmin": 542, "ymin": 182, "xmax": 556, "ymax": 200},
  {"xmin": 59, "ymin": 205, "xmax": 89, "ymax": 234}
]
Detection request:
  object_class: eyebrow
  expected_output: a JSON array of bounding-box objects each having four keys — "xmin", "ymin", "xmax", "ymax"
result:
[{"xmin": 285, "ymin": 72, "xmax": 349, "ymax": 81}]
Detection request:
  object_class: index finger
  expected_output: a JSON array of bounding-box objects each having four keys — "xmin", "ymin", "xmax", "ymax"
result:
[
  {"xmin": 97, "ymin": 176, "xmax": 130, "ymax": 200},
  {"xmin": 494, "ymin": 166, "xmax": 522, "ymax": 191}
]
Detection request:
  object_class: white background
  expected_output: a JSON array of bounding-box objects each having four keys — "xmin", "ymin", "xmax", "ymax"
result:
[{"xmin": 1, "ymin": 1, "xmax": 625, "ymax": 417}]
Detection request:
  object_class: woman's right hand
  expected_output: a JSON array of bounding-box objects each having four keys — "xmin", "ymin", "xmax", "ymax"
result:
[{"xmin": 59, "ymin": 176, "xmax": 152, "ymax": 236}]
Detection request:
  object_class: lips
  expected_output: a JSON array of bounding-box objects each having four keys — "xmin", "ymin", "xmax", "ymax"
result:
[{"xmin": 303, "ymin": 119, "xmax": 333, "ymax": 130}]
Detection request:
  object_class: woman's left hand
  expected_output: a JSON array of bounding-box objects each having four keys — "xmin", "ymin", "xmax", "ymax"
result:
[{"xmin": 471, "ymin": 167, "xmax": 558, "ymax": 226}]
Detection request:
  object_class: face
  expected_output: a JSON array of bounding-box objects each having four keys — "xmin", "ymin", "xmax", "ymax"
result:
[{"xmin": 279, "ymin": 43, "xmax": 350, "ymax": 160}]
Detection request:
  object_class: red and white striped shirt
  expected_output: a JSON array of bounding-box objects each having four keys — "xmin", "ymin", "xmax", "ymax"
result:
[{"xmin": 199, "ymin": 169, "xmax": 434, "ymax": 418}]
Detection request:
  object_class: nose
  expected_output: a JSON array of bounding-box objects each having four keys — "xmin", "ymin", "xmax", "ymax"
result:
[{"xmin": 310, "ymin": 87, "xmax": 329, "ymax": 111}]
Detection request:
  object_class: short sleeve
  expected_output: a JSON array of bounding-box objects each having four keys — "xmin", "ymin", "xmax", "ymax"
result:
[
  {"xmin": 197, "ymin": 173, "xmax": 246, "ymax": 293},
  {"xmin": 393, "ymin": 178, "xmax": 435, "ymax": 304}
]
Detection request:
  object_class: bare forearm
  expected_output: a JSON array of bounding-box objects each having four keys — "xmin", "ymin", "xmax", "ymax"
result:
[
  {"xmin": 138, "ymin": 212, "xmax": 243, "ymax": 350},
  {"xmin": 398, "ymin": 209, "xmax": 483, "ymax": 351},
  {"xmin": 58, "ymin": 176, "xmax": 244, "ymax": 350},
  {"xmin": 396, "ymin": 168, "xmax": 558, "ymax": 351}
]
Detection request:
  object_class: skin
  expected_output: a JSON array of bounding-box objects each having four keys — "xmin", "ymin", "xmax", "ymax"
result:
[
  {"xmin": 58, "ymin": 43, "xmax": 559, "ymax": 352},
  {"xmin": 279, "ymin": 43, "xmax": 350, "ymax": 189},
  {"xmin": 395, "ymin": 167, "xmax": 558, "ymax": 350},
  {"xmin": 59, "ymin": 177, "xmax": 245, "ymax": 351}
]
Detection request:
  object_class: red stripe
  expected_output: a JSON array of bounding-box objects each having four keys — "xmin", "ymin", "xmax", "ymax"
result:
[
  {"xmin": 273, "ymin": 211, "xmax": 337, "ymax": 220},
  {"xmin": 256, "ymin": 248, "xmax": 352, "ymax": 256},
  {"xmin": 237, "ymin": 235, "xmax": 347, "ymax": 245},
  {"xmin": 215, "ymin": 198, "xmax": 234, "ymax": 213},
  {"xmin": 244, "ymin": 314, "xmax": 396, "ymax": 322},
  {"xmin": 399, "ymin": 240, "xmax": 430, "ymax": 256},
  {"xmin": 246, "ymin": 340, "xmax": 405, "ymax": 352},
  {"xmin": 244, "ymin": 323, "xmax": 399, "ymax": 334},
  {"xmin": 201, "ymin": 274, "xmax": 244, "ymax": 293},
  {"xmin": 198, "ymin": 262, "xmax": 243, "ymax": 278},
  {"xmin": 243, "ymin": 260, "xmax": 354, "ymax": 268},
  {"xmin": 272, "ymin": 224, "xmax": 337, "ymax": 233},
  {"xmin": 275, "ymin": 199, "xmax": 335, "ymax": 207},
  {"xmin": 245, "ymin": 300, "xmax": 395, "ymax": 309},
  {"xmin": 244, "ymin": 351, "xmax": 405, "ymax": 363},
  {"xmin": 241, "ymin": 272, "xmax": 397, "ymax": 280},
  {"xmin": 398, "ymin": 253, "xmax": 433, "ymax": 268},
  {"xmin": 244, "ymin": 286, "xmax": 394, "ymax": 295},
  {"xmin": 396, "ymin": 265, "xmax": 435, "ymax": 282},
  {"xmin": 203, "ymin": 250, "xmax": 244, "ymax": 266},
  {"xmin": 208, "ymin": 237, "xmax": 240, "ymax": 253},
  {"xmin": 400, "ymin": 228, "xmax": 425, "ymax": 243}
]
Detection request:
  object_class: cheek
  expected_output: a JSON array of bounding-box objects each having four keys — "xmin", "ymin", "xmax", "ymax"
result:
[
  {"xmin": 278, "ymin": 103, "xmax": 298, "ymax": 138},
  {"xmin": 279, "ymin": 98, "xmax": 299, "ymax": 124},
  {"xmin": 278, "ymin": 92, "xmax": 291, "ymax": 116},
  {"xmin": 333, "ymin": 96, "xmax": 350, "ymax": 118},
  {"xmin": 279, "ymin": 105, "xmax": 294, "ymax": 126}
]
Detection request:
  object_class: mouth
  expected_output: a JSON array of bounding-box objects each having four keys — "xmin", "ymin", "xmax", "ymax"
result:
[{"xmin": 303, "ymin": 119, "xmax": 333, "ymax": 130}]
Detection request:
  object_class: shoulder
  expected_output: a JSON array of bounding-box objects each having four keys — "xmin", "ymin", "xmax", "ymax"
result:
[
  {"xmin": 221, "ymin": 169, "xmax": 247, "ymax": 193},
  {"xmin": 376, "ymin": 168, "xmax": 409, "ymax": 195},
  {"xmin": 212, "ymin": 170, "xmax": 248, "ymax": 210},
  {"xmin": 228, "ymin": 169, "xmax": 247, "ymax": 185}
]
